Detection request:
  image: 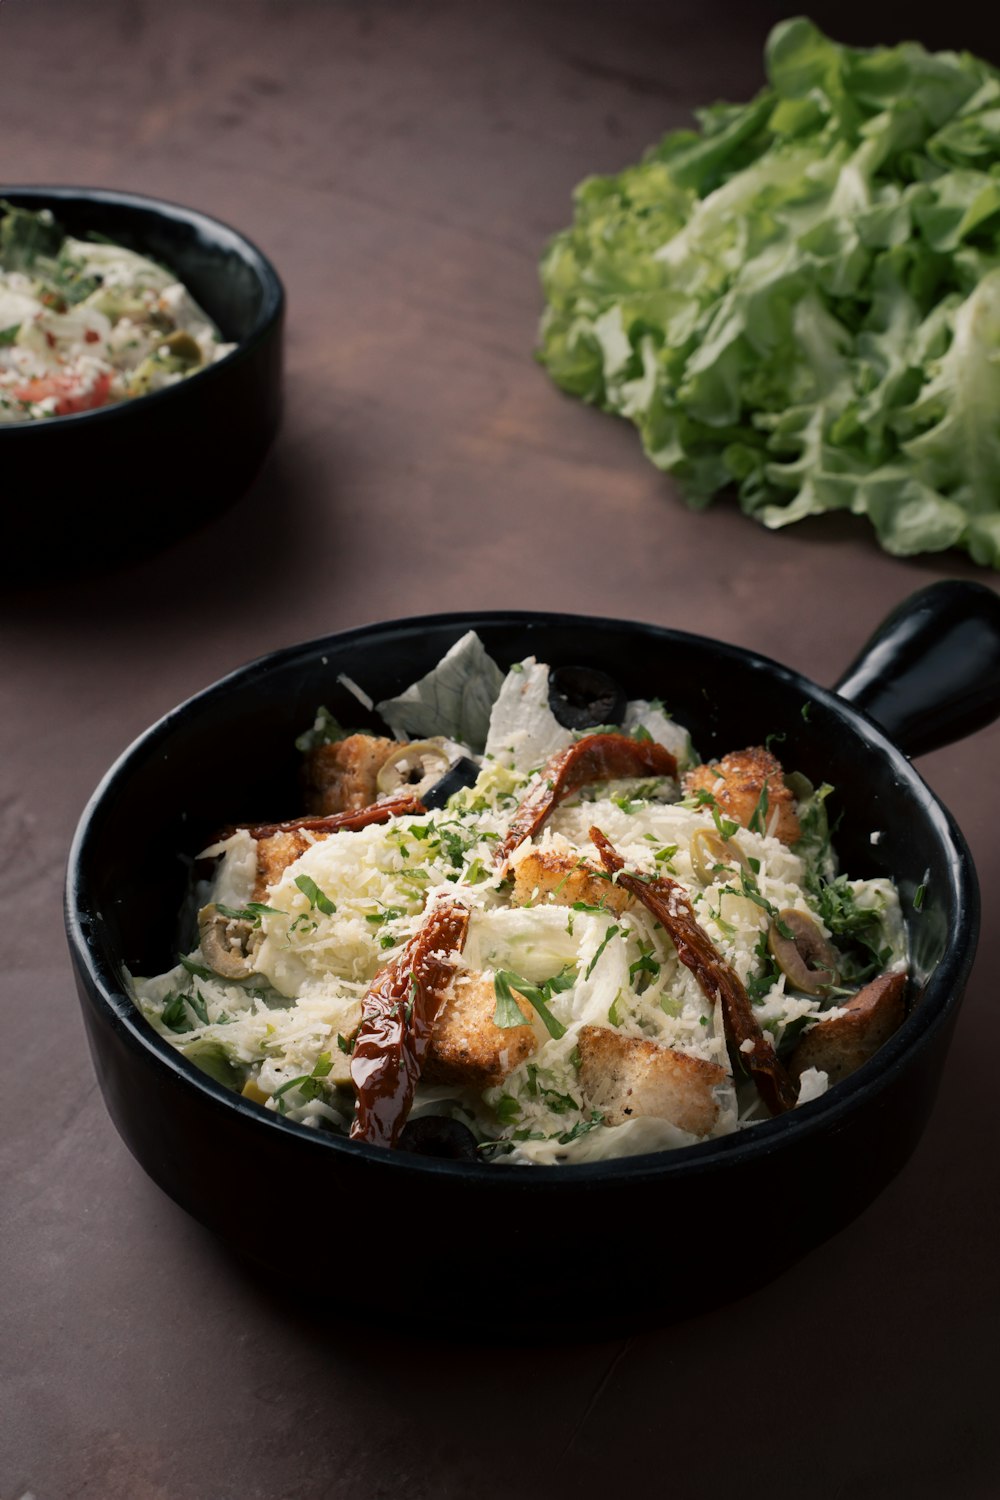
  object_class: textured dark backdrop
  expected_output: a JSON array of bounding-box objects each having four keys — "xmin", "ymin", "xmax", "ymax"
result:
[{"xmin": 2, "ymin": 3, "xmax": 999, "ymax": 1497}]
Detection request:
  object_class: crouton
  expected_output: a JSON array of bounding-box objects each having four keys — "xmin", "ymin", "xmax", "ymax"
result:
[
  {"xmin": 789, "ymin": 971, "xmax": 907, "ymax": 1084},
  {"xmin": 252, "ymin": 829, "xmax": 313, "ymax": 901},
  {"xmin": 577, "ymin": 1024, "xmax": 726, "ymax": 1137},
  {"xmin": 683, "ymin": 745, "xmax": 800, "ymax": 845},
  {"xmin": 303, "ymin": 734, "xmax": 399, "ymax": 814},
  {"xmin": 511, "ymin": 849, "xmax": 633, "ymax": 915},
  {"xmin": 424, "ymin": 972, "xmax": 537, "ymax": 1088}
]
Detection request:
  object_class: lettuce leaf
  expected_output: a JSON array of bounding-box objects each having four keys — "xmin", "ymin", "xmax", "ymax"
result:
[
  {"xmin": 537, "ymin": 17, "xmax": 1000, "ymax": 568},
  {"xmin": 375, "ymin": 629, "xmax": 505, "ymax": 749}
]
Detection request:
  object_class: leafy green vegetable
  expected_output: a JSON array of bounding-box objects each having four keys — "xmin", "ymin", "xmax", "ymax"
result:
[
  {"xmin": 375, "ymin": 629, "xmax": 505, "ymax": 749},
  {"xmin": 584, "ymin": 924, "xmax": 621, "ymax": 979},
  {"xmin": 161, "ymin": 992, "xmax": 195, "ymax": 1034},
  {"xmin": 557, "ymin": 1110, "xmax": 603, "ymax": 1146},
  {"xmin": 0, "ymin": 200, "xmax": 63, "ymax": 270},
  {"xmin": 495, "ymin": 1093, "xmax": 522, "ymax": 1126},
  {"xmin": 537, "ymin": 18, "xmax": 1000, "ymax": 567},
  {"xmin": 179, "ymin": 1037, "xmax": 243, "ymax": 1090},
  {"xmin": 629, "ymin": 952, "xmax": 660, "ymax": 982},
  {"xmin": 178, "ymin": 953, "xmax": 215, "ymax": 981},
  {"xmin": 812, "ymin": 875, "xmax": 893, "ymax": 981},
  {"xmin": 791, "ymin": 775, "xmax": 836, "ymax": 879},
  {"xmin": 492, "ymin": 969, "xmax": 571, "ymax": 1039},
  {"xmin": 295, "ymin": 706, "xmax": 350, "ymax": 752},
  {"xmin": 216, "ymin": 900, "xmax": 283, "ymax": 927},
  {"xmin": 293, "ymin": 874, "xmax": 336, "ymax": 915},
  {"xmin": 273, "ymin": 1052, "xmax": 334, "ymax": 1107}
]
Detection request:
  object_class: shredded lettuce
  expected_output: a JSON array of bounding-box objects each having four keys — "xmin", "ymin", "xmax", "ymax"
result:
[
  {"xmin": 483, "ymin": 658, "xmax": 574, "ymax": 770},
  {"xmin": 537, "ymin": 17, "xmax": 1000, "ymax": 567}
]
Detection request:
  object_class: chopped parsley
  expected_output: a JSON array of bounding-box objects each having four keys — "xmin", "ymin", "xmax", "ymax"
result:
[
  {"xmin": 628, "ymin": 952, "xmax": 660, "ymax": 982},
  {"xmin": 584, "ymin": 923, "xmax": 621, "ymax": 979},
  {"xmin": 557, "ymin": 1110, "xmax": 603, "ymax": 1145},
  {"xmin": 216, "ymin": 900, "xmax": 282, "ymax": 928},
  {"xmin": 294, "ymin": 874, "xmax": 336, "ymax": 915},
  {"xmin": 711, "ymin": 807, "xmax": 740, "ymax": 841},
  {"xmin": 178, "ymin": 953, "xmax": 215, "ymax": 981},
  {"xmin": 492, "ymin": 969, "xmax": 571, "ymax": 1039},
  {"xmin": 747, "ymin": 782, "xmax": 770, "ymax": 836},
  {"xmin": 273, "ymin": 1051, "xmax": 334, "ymax": 1109},
  {"xmin": 495, "ymin": 1093, "xmax": 522, "ymax": 1125}
]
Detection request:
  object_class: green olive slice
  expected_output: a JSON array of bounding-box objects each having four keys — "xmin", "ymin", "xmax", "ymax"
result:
[
  {"xmin": 767, "ymin": 909, "xmax": 839, "ymax": 996},
  {"xmin": 197, "ymin": 902, "xmax": 258, "ymax": 980},
  {"xmin": 690, "ymin": 827, "xmax": 750, "ymax": 885},
  {"xmin": 375, "ymin": 740, "xmax": 452, "ymax": 794},
  {"xmin": 158, "ymin": 329, "xmax": 203, "ymax": 365}
]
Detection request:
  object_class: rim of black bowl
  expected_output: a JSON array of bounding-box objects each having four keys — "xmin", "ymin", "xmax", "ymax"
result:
[
  {"xmin": 65, "ymin": 610, "xmax": 980, "ymax": 1187},
  {"xmin": 0, "ymin": 184, "xmax": 284, "ymax": 430}
]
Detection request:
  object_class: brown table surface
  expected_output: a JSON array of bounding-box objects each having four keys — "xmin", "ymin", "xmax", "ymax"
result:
[{"xmin": 4, "ymin": 2, "xmax": 999, "ymax": 1496}]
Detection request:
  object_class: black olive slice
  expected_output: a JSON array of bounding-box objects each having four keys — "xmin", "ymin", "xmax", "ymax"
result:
[
  {"xmin": 396, "ymin": 1116, "xmax": 480, "ymax": 1160},
  {"xmin": 421, "ymin": 755, "xmax": 481, "ymax": 810},
  {"xmin": 548, "ymin": 666, "xmax": 627, "ymax": 731}
]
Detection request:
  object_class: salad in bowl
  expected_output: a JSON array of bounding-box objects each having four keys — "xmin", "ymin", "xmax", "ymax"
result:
[{"xmin": 132, "ymin": 632, "xmax": 908, "ymax": 1166}]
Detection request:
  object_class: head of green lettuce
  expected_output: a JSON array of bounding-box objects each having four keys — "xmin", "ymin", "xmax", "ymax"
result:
[{"xmin": 538, "ymin": 16, "xmax": 1000, "ymax": 568}]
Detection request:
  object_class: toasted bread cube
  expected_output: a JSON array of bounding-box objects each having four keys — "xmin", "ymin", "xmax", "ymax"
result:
[
  {"xmin": 512, "ymin": 850, "xmax": 633, "ymax": 914},
  {"xmin": 577, "ymin": 1024, "xmax": 726, "ymax": 1138},
  {"xmin": 683, "ymin": 746, "xmax": 800, "ymax": 845},
  {"xmin": 304, "ymin": 734, "xmax": 399, "ymax": 814},
  {"xmin": 424, "ymin": 973, "xmax": 537, "ymax": 1088},
  {"xmin": 252, "ymin": 829, "xmax": 313, "ymax": 901},
  {"xmin": 789, "ymin": 971, "xmax": 906, "ymax": 1084}
]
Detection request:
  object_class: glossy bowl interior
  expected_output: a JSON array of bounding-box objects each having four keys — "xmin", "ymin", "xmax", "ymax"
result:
[
  {"xmin": 2, "ymin": 186, "xmax": 284, "ymax": 572},
  {"xmin": 67, "ymin": 608, "xmax": 982, "ymax": 1337}
]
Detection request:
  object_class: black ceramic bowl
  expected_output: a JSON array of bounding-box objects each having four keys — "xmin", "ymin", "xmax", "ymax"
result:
[
  {"xmin": 1, "ymin": 186, "xmax": 284, "ymax": 572},
  {"xmin": 66, "ymin": 582, "xmax": 1000, "ymax": 1339}
]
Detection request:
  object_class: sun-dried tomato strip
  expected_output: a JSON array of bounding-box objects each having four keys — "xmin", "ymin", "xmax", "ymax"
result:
[
  {"xmin": 233, "ymin": 792, "xmax": 426, "ymax": 841},
  {"xmin": 589, "ymin": 826, "xmax": 798, "ymax": 1116},
  {"xmin": 350, "ymin": 898, "xmax": 470, "ymax": 1148},
  {"xmin": 494, "ymin": 733, "xmax": 678, "ymax": 868}
]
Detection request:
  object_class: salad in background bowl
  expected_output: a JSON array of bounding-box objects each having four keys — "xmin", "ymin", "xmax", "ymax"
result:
[
  {"xmin": 0, "ymin": 187, "xmax": 283, "ymax": 574},
  {"xmin": 1, "ymin": 199, "xmax": 236, "ymax": 421}
]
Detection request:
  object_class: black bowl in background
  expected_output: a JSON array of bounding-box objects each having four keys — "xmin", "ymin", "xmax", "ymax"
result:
[
  {"xmin": 1, "ymin": 186, "xmax": 284, "ymax": 573},
  {"xmin": 65, "ymin": 583, "xmax": 1000, "ymax": 1339}
]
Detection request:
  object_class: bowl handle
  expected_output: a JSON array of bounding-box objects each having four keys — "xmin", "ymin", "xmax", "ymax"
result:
[{"xmin": 833, "ymin": 580, "xmax": 1000, "ymax": 758}]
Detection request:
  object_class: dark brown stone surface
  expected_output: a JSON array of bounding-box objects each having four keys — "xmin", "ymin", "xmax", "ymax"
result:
[{"xmin": 2, "ymin": 2, "xmax": 998, "ymax": 1496}]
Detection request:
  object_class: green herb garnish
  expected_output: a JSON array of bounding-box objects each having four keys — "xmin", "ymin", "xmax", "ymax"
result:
[
  {"xmin": 216, "ymin": 901, "xmax": 282, "ymax": 928},
  {"xmin": 294, "ymin": 874, "xmax": 336, "ymax": 915},
  {"xmin": 584, "ymin": 924, "xmax": 621, "ymax": 979},
  {"xmin": 492, "ymin": 969, "xmax": 570, "ymax": 1039}
]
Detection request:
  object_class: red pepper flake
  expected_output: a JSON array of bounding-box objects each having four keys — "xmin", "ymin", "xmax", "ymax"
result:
[{"xmin": 84, "ymin": 329, "xmax": 101, "ymax": 344}]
